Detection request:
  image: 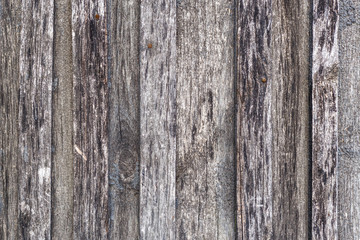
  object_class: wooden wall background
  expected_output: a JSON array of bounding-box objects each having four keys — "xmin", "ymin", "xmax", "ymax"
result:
[{"xmin": 0, "ymin": 0, "xmax": 357, "ymax": 239}]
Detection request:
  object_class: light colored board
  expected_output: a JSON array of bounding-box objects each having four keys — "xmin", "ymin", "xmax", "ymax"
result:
[
  {"xmin": 338, "ymin": 0, "xmax": 360, "ymax": 238},
  {"xmin": 312, "ymin": 0, "xmax": 338, "ymax": 239},
  {"xmin": 51, "ymin": 0, "xmax": 74, "ymax": 238},
  {"xmin": 71, "ymin": 0, "xmax": 109, "ymax": 238},
  {"xmin": 0, "ymin": 0, "xmax": 21, "ymax": 238},
  {"xmin": 18, "ymin": 0, "xmax": 54, "ymax": 238},
  {"xmin": 108, "ymin": 0, "xmax": 140, "ymax": 238},
  {"xmin": 139, "ymin": 0, "xmax": 176, "ymax": 238},
  {"xmin": 176, "ymin": 0, "xmax": 235, "ymax": 239}
]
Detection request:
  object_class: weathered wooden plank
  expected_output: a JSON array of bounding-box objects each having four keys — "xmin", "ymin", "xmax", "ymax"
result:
[
  {"xmin": 237, "ymin": 0, "xmax": 310, "ymax": 239},
  {"xmin": 108, "ymin": 0, "xmax": 140, "ymax": 238},
  {"xmin": 176, "ymin": 0, "xmax": 235, "ymax": 239},
  {"xmin": 72, "ymin": 0, "xmax": 109, "ymax": 238},
  {"xmin": 312, "ymin": 0, "xmax": 338, "ymax": 239},
  {"xmin": 18, "ymin": 0, "xmax": 54, "ymax": 238},
  {"xmin": 51, "ymin": 0, "xmax": 74, "ymax": 238},
  {"xmin": 139, "ymin": 0, "xmax": 176, "ymax": 238},
  {"xmin": 0, "ymin": 0, "xmax": 21, "ymax": 238},
  {"xmin": 338, "ymin": 1, "xmax": 360, "ymax": 238}
]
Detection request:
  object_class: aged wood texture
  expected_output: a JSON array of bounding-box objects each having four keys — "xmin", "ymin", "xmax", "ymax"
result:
[
  {"xmin": 18, "ymin": 0, "xmax": 54, "ymax": 238},
  {"xmin": 176, "ymin": 0, "xmax": 235, "ymax": 239},
  {"xmin": 139, "ymin": 0, "xmax": 176, "ymax": 238},
  {"xmin": 52, "ymin": 0, "xmax": 74, "ymax": 238},
  {"xmin": 108, "ymin": 0, "xmax": 140, "ymax": 238},
  {"xmin": 237, "ymin": 0, "xmax": 310, "ymax": 239},
  {"xmin": 72, "ymin": 0, "xmax": 109, "ymax": 238},
  {"xmin": 312, "ymin": 0, "xmax": 338, "ymax": 239},
  {"xmin": 0, "ymin": 0, "xmax": 21, "ymax": 238},
  {"xmin": 338, "ymin": 0, "xmax": 360, "ymax": 238}
]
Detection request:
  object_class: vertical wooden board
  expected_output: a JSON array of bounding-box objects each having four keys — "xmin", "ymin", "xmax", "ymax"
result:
[
  {"xmin": 312, "ymin": 0, "xmax": 338, "ymax": 239},
  {"xmin": 72, "ymin": 0, "xmax": 109, "ymax": 238},
  {"xmin": 271, "ymin": 1, "xmax": 310, "ymax": 239},
  {"xmin": 108, "ymin": 0, "xmax": 140, "ymax": 238},
  {"xmin": 18, "ymin": 0, "xmax": 54, "ymax": 238},
  {"xmin": 176, "ymin": 0, "xmax": 235, "ymax": 239},
  {"xmin": 52, "ymin": 0, "xmax": 74, "ymax": 238},
  {"xmin": 236, "ymin": 1, "xmax": 272, "ymax": 238},
  {"xmin": 0, "ymin": 0, "xmax": 21, "ymax": 238},
  {"xmin": 139, "ymin": 0, "xmax": 176, "ymax": 239},
  {"xmin": 338, "ymin": 1, "xmax": 360, "ymax": 238}
]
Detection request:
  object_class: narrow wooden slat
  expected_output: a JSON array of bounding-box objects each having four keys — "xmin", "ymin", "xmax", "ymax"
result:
[
  {"xmin": 18, "ymin": 0, "xmax": 54, "ymax": 238},
  {"xmin": 72, "ymin": 0, "xmax": 109, "ymax": 238},
  {"xmin": 108, "ymin": 0, "xmax": 140, "ymax": 238},
  {"xmin": 0, "ymin": 0, "xmax": 21, "ymax": 238},
  {"xmin": 312, "ymin": 0, "xmax": 338, "ymax": 239},
  {"xmin": 338, "ymin": 0, "xmax": 359, "ymax": 238},
  {"xmin": 52, "ymin": 0, "xmax": 74, "ymax": 238},
  {"xmin": 139, "ymin": 0, "xmax": 176, "ymax": 238},
  {"xmin": 176, "ymin": 0, "xmax": 235, "ymax": 239}
]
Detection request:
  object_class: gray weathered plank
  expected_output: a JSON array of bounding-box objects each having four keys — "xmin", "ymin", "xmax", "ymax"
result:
[
  {"xmin": 237, "ymin": 0, "xmax": 310, "ymax": 239},
  {"xmin": 0, "ymin": 0, "xmax": 21, "ymax": 238},
  {"xmin": 72, "ymin": 0, "xmax": 109, "ymax": 238},
  {"xmin": 139, "ymin": 0, "xmax": 176, "ymax": 238},
  {"xmin": 108, "ymin": 0, "xmax": 140, "ymax": 238},
  {"xmin": 338, "ymin": 0, "xmax": 360, "ymax": 238},
  {"xmin": 312, "ymin": 0, "xmax": 338, "ymax": 239},
  {"xmin": 176, "ymin": 0, "xmax": 235, "ymax": 239},
  {"xmin": 18, "ymin": 0, "xmax": 54, "ymax": 238},
  {"xmin": 51, "ymin": 0, "xmax": 74, "ymax": 238}
]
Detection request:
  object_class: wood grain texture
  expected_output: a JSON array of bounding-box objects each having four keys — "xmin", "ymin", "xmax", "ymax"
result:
[
  {"xmin": 18, "ymin": 0, "xmax": 54, "ymax": 238},
  {"xmin": 237, "ymin": 0, "xmax": 310, "ymax": 239},
  {"xmin": 0, "ymin": 0, "xmax": 21, "ymax": 238},
  {"xmin": 338, "ymin": 0, "xmax": 360, "ymax": 238},
  {"xmin": 52, "ymin": 0, "xmax": 74, "ymax": 238},
  {"xmin": 108, "ymin": 0, "xmax": 140, "ymax": 238},
  {"xmin": 312, "ymin": 0, "xmax": 338, "ymax": 239},
  {"xmin": 72, "ymin": 0, "xmax": 109, "ymax": 238},
  {"xmin": 139, "ymin": 0, "xmax": 176, "ymax": 238},
  {"xmin": 176, "ymin": 0, "xmax": 235, "ymax": 239}
]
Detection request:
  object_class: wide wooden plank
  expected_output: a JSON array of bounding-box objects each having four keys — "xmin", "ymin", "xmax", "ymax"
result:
[
  {"xmin": 176, "ymin": 0, "xmax": 235, "ymax": 239},
  {"xmin": 72, "ymin": 0, "xmax": 109, "ymax": 238},
  {"xmin": 338, "ymin": 0, "xmax": 360, "ymax": 238},
  {"xmin": 0, "ymin": 0, "xmax": 21, "ymax": 238},
  {"xmin": 312, "ymin": 0, "xmax": 338, "ymax": 239},
  {"xmin": 237, "ymin": 0, "xmax": 310, "ymax": 239},
  {"xmin": 18, "ymin": 0, "xmax": 54, "ymax": 238},
  {"xmin": 51, "ymin": 0, "xmax": 74, "ymax": 238},
  {"xmin": 139, "ymin": 0, "xmax": 176, "ymax": 238},
  {"xmin": 108, "ymin": 0, "xmax": 140, "ymax": 238}
]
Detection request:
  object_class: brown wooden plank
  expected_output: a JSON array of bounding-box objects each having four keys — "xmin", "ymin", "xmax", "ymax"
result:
[
  {"xmin": 18, "ymin": 0, "xmax": 54, "ymax": 238},
  {"xmin": 312, "ymin": 0, "xmax": 338, "ymax": 239},
  {"xmin": 176, "ymin": 0, "xmax": 236, "ymax": 239},
  {"xmin": 338, "ymin": 0, "xmax": 360, "ymax": 238},
  {"xmin": 0, "ymin": 0, "xmax": 21, "ymax": 238},
  {"xmin": 236, "ymin": 0, "xmax": 310, "ymax": 239},
  {"xmin": 51, "ymin": 0, "xmax": 74, "ymax": 238},
  {"xmin": 72, "ymin": 0, "xmax": 109, "ymax": 238},
  {"xmin": 139, "ymin": 0, "xmax": 176, "ymax": 238},
  {"xmin": 108, "ymin": 0, "xmax": 140, "ymax": 238}
]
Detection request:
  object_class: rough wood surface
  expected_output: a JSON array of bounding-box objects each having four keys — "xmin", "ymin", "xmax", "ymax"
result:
[
  {"xmin": 139, "ymin": 0, "xmax": 176, "ymax": 238},
  {"xmin": 0, "ymin": 0, "xmax": 21, "ymax": 238},
  {"xmin": 18, "ymin": 0, "xmax": 54, "ymax": 238},
  {"xmin": 176, "ymin": 0, "xmax": 236, "ymax": 239},
  {"xmin": 312, "ymin": 0, "xmax": 338, "ymax": 239},
  {"xmin": 108, "ymin": 0, "xmax": 140, "ymax": 238},
  {"xmin": 237, "ymin": 0, "xmax": 310, "ymax": 239},
  {"xmin": 52, "ymin": 0, "xmax": 74, "ymax": 238},
  {"xmin": 72, "ymin": 0, "xmax": 109, "ymax": 238},
  {"xmin": 338, "ymin": 0, "xmax": 360, "ymax": 238}
]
